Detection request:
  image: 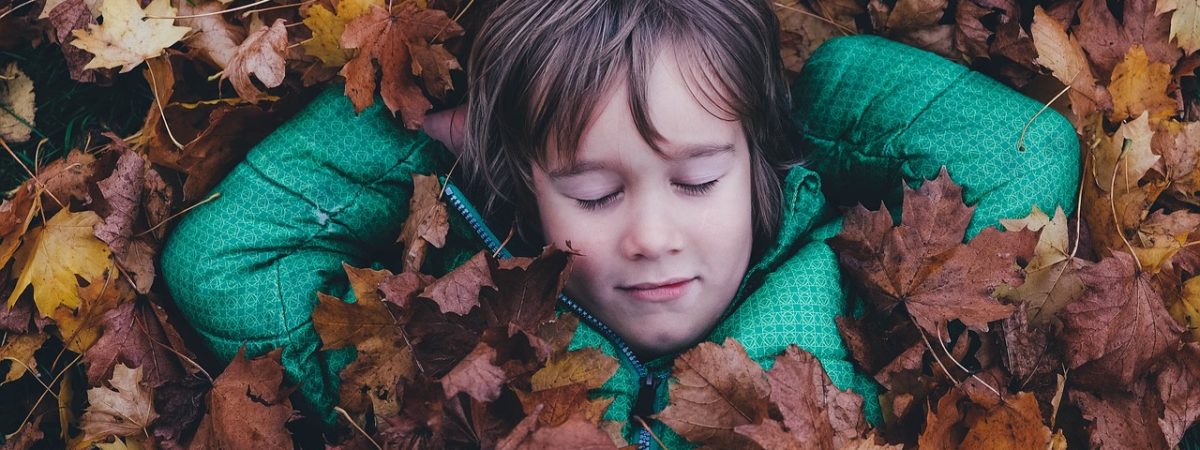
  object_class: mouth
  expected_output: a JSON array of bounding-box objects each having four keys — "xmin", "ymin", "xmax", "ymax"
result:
[{"xmin": 617, "ymin": 277, "xmax": 697, "ymax": 302}]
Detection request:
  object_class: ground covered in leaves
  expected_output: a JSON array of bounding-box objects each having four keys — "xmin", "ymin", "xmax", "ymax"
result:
[{"xmin": 0, "ymin": 0, "xmax": 1199, "ymax": 448}]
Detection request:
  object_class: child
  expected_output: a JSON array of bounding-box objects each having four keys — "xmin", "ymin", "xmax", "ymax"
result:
[{"xmin": 160, "ymin": 0, "xmax": 1080, "ymax": 448}]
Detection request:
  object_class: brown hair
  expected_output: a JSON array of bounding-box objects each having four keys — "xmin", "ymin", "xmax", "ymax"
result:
[{"xmin": 459, "ymin": 0, "xmax": 802, "ymax": 250}]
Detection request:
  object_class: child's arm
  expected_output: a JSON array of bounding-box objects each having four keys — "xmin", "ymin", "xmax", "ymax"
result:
[
  {"xmin": 793, "ymin": 35, "xmax": 1081, "ymax": 237},
  {"xmin": 159, "ymin": 85, "xmax": 445, "ymax": 425}
]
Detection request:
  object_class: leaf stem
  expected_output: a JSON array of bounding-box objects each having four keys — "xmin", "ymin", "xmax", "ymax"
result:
[{"xmin": 335, "ymin": 406, "xmax": 382, "ymax": 450}]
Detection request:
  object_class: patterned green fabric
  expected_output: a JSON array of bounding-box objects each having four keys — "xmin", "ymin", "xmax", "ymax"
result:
[{"xmin": 160, "ymin": 34, "xmax": 1081, "ymax": 447}]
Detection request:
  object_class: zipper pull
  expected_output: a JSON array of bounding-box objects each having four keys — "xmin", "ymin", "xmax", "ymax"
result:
[{"xmin": 631, "ymin": 373, "xmax": 659, "ymax": 421}]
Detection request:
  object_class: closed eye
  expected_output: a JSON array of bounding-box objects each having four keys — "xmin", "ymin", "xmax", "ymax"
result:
[{"xmin": 675, "ymin": 179, "xmax": 719, "ymax": 196}]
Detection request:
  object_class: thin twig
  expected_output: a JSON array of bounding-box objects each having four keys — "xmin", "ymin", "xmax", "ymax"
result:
[
  {"xmin": 146, "ymin": 60, "xmax": 186, "ymax": 150},
  {"xmin": 909, "ymin": 315, "xmax": 960, "ymax": 385},
  {"xmin": 633, "ymin": 416, "xmax": 670, "ymax": 450},
  {"xmin": 147, "ymin": 0, "xmax": 270, "ymax": 18},
  {"xmin": 13, "ymin": 352, "xmax": 83, "ymax": 437},
  {"xmin": 935, "ymin": 322, "xmax": 1002, "ymax": 399},
  {"xmin": 336, "ymin": 407, "xmax": 382, "ymax": 450},
  {"xmin": 240, "ymin": 0, "xmax": 314, "ymax": 18},
  {"xmin": 135, "ymin": 192, "xmax": 221, "ymax": 237},
  {"xmin": 774, "ymin": 2, "xmax": 856, "ymax": 35},
  {"xmin": 0, "ymin": 137, "xmax": 65, "ymax": 209},
  {"xmin": 1017, "ymin": 73, "xmax": 1077, "ymax": 152},
  {"xmin": 1109, "ymin": 137, "xmax": 1143, "ymax": 270},
  {"xmin": 0, "ymin": 0, "xmax": 37, "ymax": 21}
]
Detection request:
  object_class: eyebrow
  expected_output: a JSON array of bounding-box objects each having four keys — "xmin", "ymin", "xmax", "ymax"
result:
[{"xmin": 548, "ymin": 143, "xmax": 734, "ymax": 179}]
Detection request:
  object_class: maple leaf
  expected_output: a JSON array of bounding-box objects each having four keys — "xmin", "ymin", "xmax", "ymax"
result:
[
  {"xmin": 531, "ymin": 347, "xmax": 619, "ymax": 392},
  {"xmin": 82, "ymin": 300, "xmax": 185, "ymax": 387},
  {"xmin": 175, "ymin": 0, "xmax": 244, "ymax": 69},
  {"xmin": 481, "ymin": 246, "xmax": 574, "ymax": 358},
  {"xmin": 1155, "ymin": 120, "xmax": 1200, "ymax": 200},
  {"xmin": 0, "ymin": 62, "xmax": 35, "ymax": 143},
  {"xmin": 496, "ymin": 404, "xmax": 618, "ymax": 450},
  {"xmin": 733, "ymin": 345, "xmax": 867, "ymax": 450},
  {"xmin": 917, "ymin": 388, "xmax": 966, "ymax": 449},
  {"xmin": 773, "ymin": 0, "xmax": 846, "ymax": 74},
  {"xmin": 337, "ymin": 337, "xmax": 415, "ymax": 417},
  {"xmin": 0, "ymin": 183, "xmax": 39, "ymax": 272},
  {"xmin": 339, "ymin": 3, "xmax": 464, "ymax": 128},
  {"xmin": 189, "ymin": 347, "xmax": 295, "ymax": 449},
  {"xmin": 1156, "ymin": 342, "xmax": 1200, "ymax": 447},
  {"xmin": 1000, "ymin": 304, "xmax": 1056, "ymax": 382},
  {"xmin": 81, "ymin": 363, "xmax": 159, "ymax": 441},
  {"xmin": 223, "ymin": 18, "xmax": 288, "ymax": 103},
  {"xmin": 0, "ymin": 332, "xmax": 47, "ymax": 384},
  {"xmin": 1071, "ymin": 380, "xmax": 1169, "ymax": 449},
  {"xmin": 999, "ymin": 206, "xmax": 1088, "ymax": 327},
  {"xmin": 960, "ymin": 392, "xmax": 1053, "ymax": 448},
  {"xmin": 656, "ymin": 338, "xmax": 770, "ymax": 449},
  {"xmin": 1029, "ymin": 6, "xmax": 1113, "ymax": 122},
  {"xmin": 441, "ymin": 341, "xmax": 506, "ymax": 402},
  {"xmin": 1059, "ymin": 252, "xmax": 1184, "ymax": 389},
  {"xmin": 38, "ymin": 149, "xmax": 98, "ymax": 211},
  {"xmin": 398, "ymin": 174, "xmax": 450, "ymax": 271},
  {"xmin": 1109, "ymin": 45, "xmax": 1178, "ymax": 123},
  {"xmin": 7, "ymin": 209, "xmax": 116, "ymax": 317},
  {"xmin": 93, "ymin": 149, "xmax": 156, "ymax": 294},
  {"xmin": 70, "ymin": 0, "xmax": 191, "ymax": 73},
  {"xmin": 53, "ymin": 273, "xmax": 134, "ymax": 353},
  {"xmin": 380, "ymin": 270, "xmax": 435, "ymax": 309},
  {"xmin": 830, "ymin": 168, "xmax": 1036, "ymax": 337},
  {"xmin": 1081, "ymin": 112, "xmax": 1163, "ymax": 257},
  {"xmin": 1156, "ymin": 0, "xmax": 1200, "ymax": 53},
  {"xmin": 301, "ymin": 0, "xmax": 383, "ymax": 67},
  {"xmin": 1074, "ymin": 0, "xmax": 1179, "ymax": 81},
  {"xmin": 420, "ymin": 251, "xmax": 495, "ymax": 315},
  {"xmin": 885, "ymin": 0, "xmax": 947, "ymax": 31},
  {"xmin": 1132, "ymin": 210, "xmax": 1200, "ymax": 272},
  {"xmin": 1170, "ymin": 275, "xmax": 1200, "ymax": 340}
]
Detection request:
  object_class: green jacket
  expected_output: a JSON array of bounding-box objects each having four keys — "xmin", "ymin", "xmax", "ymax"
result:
[{"xmin": 160, "ymin": 35, "xmax": 1080, "ymax": 448}]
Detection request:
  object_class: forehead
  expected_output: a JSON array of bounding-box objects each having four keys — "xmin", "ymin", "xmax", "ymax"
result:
[{"xmin": 545, "ymin": 49, "xmax": 744, "ymax": 170}]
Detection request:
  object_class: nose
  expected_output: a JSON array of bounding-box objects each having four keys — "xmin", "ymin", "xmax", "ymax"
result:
[{"xmin": 620, "ymin": 194, "xmax": 685, "ymax": 260}]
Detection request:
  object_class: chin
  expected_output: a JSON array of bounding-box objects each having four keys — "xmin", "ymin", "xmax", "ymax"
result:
[{"xmin": 630, "ymin": 324, "xmax": 707, "ymax": 359}]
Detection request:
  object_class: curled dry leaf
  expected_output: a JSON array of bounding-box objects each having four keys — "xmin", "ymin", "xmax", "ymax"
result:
[
  {"xmin": 0, "ymin": 332, "xmax": 47, "ymax": 384},
  {"xmin": 224, "ymin": 18, "xmax": 288, "ymax": 103},
  {"xmin": 441, "ymin": 341, "xmax": 506, "ymax": 402},
  {"xmin": 398, "ymin": 174, "xmax": 450, "ymax": 271}
]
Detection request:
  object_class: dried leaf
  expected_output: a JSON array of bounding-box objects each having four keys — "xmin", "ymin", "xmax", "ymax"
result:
[
  {"xmin": 441, "ymin": 341, "xmax": 506, "ymax": 402},
  {"xmin": 656, "ymin": 338, "xmax": 770, "ymax": 449},
  {"xmin": 0, "ymin": 62, "xmax": 35, "ymax": 143},
  {"xmin": 420, "ymin": 251, "xmax": 494, "ymax": 315},
  {"xmin": 1109, "ymin": 45, "xmax": 1178, "ymax": 123},
  {"xmin": 223, "ymin": 18, "xmax": 288, "ymax": 103},
  {"xmin": 960, "ymin": 392, "xmax": 1053, "ymax": 448},
  {"xmin": 81, "ymin": 363, "xmax": 159, "ymax": 440},
  {"xmin": 1156, "ymin": 342, "xmax": 1200, "ymax": 447},
  {"xmin": 0, "ymin": 333, "xmax": 47, "ymax": 384},
  {"xmin": 7, "ymin": 209, "xmax": 116, "ymax": 317},
  {"xmin": 188, "ymin": 348, "xmax": 294, "ymax": 449},
  {"xmin": 398, "ymin": 174, "xmax": 449, "ymax": 271},
  {"xmin": 301, "ymin": 0, "xmax": 384, "ymax": 66},
  {"xmin": 1030, "ymin": 6, "xmax": 1112, "ymax": 121},
  {"xmin": 70, "ymin": 0, "xmax": 191, "ymax": 73},
  {"xmin": 1157, "ymin": 0, "xmax": 1200, "ymax": 53}
]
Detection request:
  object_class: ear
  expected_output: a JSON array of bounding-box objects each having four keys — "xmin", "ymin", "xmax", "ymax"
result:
[{"xmin": 423, "ymin": 105, "xmax": 467, "ymax": 155}]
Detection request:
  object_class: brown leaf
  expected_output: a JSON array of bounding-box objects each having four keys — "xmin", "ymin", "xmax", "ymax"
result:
[
  {"xmin": 999, "ymin": 206, "xmax": 1089, "ymax": 327},
  {"xmin": 1060, "ymin": 252, "xmax": 1185, "ymax": 390},
  {"xmin": 656, "ymin": 338, "xmax": 770, "ymax": 449},
  {"xmin": 1155, "ymin": 342, "xmax": 1200, "ymax": 447},
  {"xmin": 1081, "ymin": 112, "xmax": 1163, "ymax": 258},
  {"xmin": 1074, "ymin": 0, "xmax": 1180, "ymax": 81},
  {"xmin": 151, "ymin": 376, "xmax": 209, "ymax": 449},
  {"xmin": 516, "ymin": 384, "xmax": 613, "ymax": 427},
  {"xmin": 496, "ymin": 405, "xmax": 618, "ymax": 450},
  {"xmin": 0, "ymin": 332, "xmax": 47, "ymax": 384},
  {"xmin": 53, "ymin": 272, "xmax": 134, "ymax": 353},
  {"xmin": 1030, "ymin": 5, "xmax": 1113, "ymax": 121},
  {"xmin": 336, "ymin": 338, "xmax": 415, "ymax": 417},
  {"xmin": 830, "ymin": 168, "xmax": 1035, "ymax": 336},
  {"xmin": 420, "ymin": 251, "xmax": 494, "ymax": 315},
  {"xmin": 961, "ymin": 392, "xmax": 1053, "ymax": 448},
  {"xmin": 1000, "ymin": 304, "xmax": 1054, "ymax": 382},
  {"xmin": 1155, "ymin": 120, "xmax": 1200, "ymax": 200},
  {"xmin": 176, "ymin": 0, "xmax": 245, "ymax": 69},
  {"xmin": 1071, "ymin": 380, "xmax": 1168, "ymax": 449},
  {"xmin": 81, "ymin": 363, "xmax": 159, "ymax": 440},
  {"xmin": 340, "ymin": 3, "xmax": 464, "ymax": 128},
  {"xmin": 917, "ymin": 388, "xmax": 967, "ymax": 449},
  {"xmin": 82, "ymin": 299, "xmax": 184, "ymax": 387},
  {"xmin": 1109, "ymin": 45, "xmax": 1179, "ymax": 123},
  {"xmin": 531, "ymin": 347, "xmax": 619, "ymax": 392},
  {"xmin": 93, "ymin": 149, "xmax": 156, "ymax": 293},
  {"xmin": 774, "ymin": 0, "xmax": 846, "ymax": 74},
  {"xmin": 397, "ymin": 174, "xmax": 450, "ymax": 271},
  {"xmin": 755, "ymin": 345, "xmax": 867, "ymax": 449},
  {"xmin": 441, "ymin": 341, "xmax": 506, "ymax": 402},
  {"xmin": 37, "ymin": 149, "xmax": 97, "ymax": 214},
  {"xmin": 47, "ymin": 0, "xmax": 110, "ymax": 83},
  {"xmin": 189, "ymin": 347, "xmax": 294, "ymax": 449},
  {"xmin": 380, "ymin": 270, "xmax": 435, "ymax": 309},
  {"xmin": 224, "ymin": 18, "xmax": 288, "ymax": 103},
  {"xmin": 886, "ymin": 0, "xmax": 948, "ymax": 30}
]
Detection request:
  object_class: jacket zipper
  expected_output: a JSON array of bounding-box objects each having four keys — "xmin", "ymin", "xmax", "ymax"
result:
[{"xmin": 441, "ymin": 180, "xmax": 660, "ymax": 449}]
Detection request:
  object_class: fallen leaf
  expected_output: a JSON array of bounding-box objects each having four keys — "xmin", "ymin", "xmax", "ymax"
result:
[
  {"xmin": 1030, "ymin": 6, "xmax": 1113, "ymax": 121},
  {"xmin": 223, "ymin": 18, "xmax": 288, "ymax": 103},
  {"xmin": 0, "ymin": 183, "xmax": 40, "ymax": 272},
  {"xmin": 917, "ymin": 388, "xmax": 967, "ymax": 449},
  {"xmin": 960, "ymin": 392, "xmax": 1053, "ymax": 448},
  {"xmin": 1081, "ymin": 112, "xmax": 1163, "ymax": 257},
  {"xmin": 420, "ymin": 251, "xmax": 495, "ymax": 315},
  {"xmin": 1071, "ymin": 380, "xmax": 1168, "ymax": 449},
  {"xmin": 176, "ymin": 0, "xmax": 245, "ymax": 69},
  {"xmin": 70, "ymin": 0, "xmax": 191, "ymax": 73},
  {"xmin": 188, "ymin": 348, "xmax": 294, "ymax": 449},
  {"xmin": 495, "ymin": 405, "xmax": 618, "ymax": 450},
  {"xmin": 0, "ymin": 332, "xmax": 47, "ymax": 384},
  {"xmin": 339, "ymin": 3, "xmax": 464, "ymax": 128},
  {"xmin": 7, "ymin": 209, "xmax": 116, "ymax": 317},
  {"xmin": 999, "ymin": 206, "xmax": 1088, "ymax": 326},
  {"xmin": 53, "ymin": 273, "xmax": 134, "ymax": 353},
  {"xmin": 150, "ymin": 376, "xmax": 209, "ymax": 449},
  {"xmin": 0, "ymin": 62, "xmax": 35, "ymax": 143},
  {"xmin": 656, "ymin": 338, "xmax": 770, "ymax": 449},
  {"xmin": 93, "ymin": 149, "xmax": 156, "ymax": 293},
  {"xmin": 1157, "ymin": 0, "xmax": 1200, "ymax": 53},
  {"xmin": 301, "ymin": 0, "xmax": 384, "ymax": 67},
  {"xmin": 380, "ymin": 270, "xmax": 435, "ymax": 309},
  {"xmin": 1170, "ymin": 275, "xmax": 1200, "ymax": 340},
  {"xmin": 398, "ymin": 174, "xmax": 450, "ymax": 271},
  {"xmin": 530, "ymin": 347, "xmax": 619, "ymax": 392},
  {"xmin": 1109, "ymin": 45, "xmax": 1178, "ymax": 123},
  {"xmin": 1156, "ymin": 342, "xmax": 1200, "ymax": 447},
  {"xmin": 82, "ymin": 300, "xmax": 184, "ymax": 387},
  {"xmin": 774, "ymin": 0, "xmax": 846, "ymax": 74},
  {"xmin": 81, "ymin": 363, "xmax": 159, "ymax": 440},
  {"xmin": 1059, "ymin": 252, "xmax": 1184, "ymax": 389},
  {"xmin": 441, "ymin": 341, "xmax": 506, "ymax": 402},
  {"xmin": 886, "ymin": 0, "xmax": 948, "ymax": 30},
  {"xmin": 1074, "ymin": 0, "xmax": 1179, "ymax": 81}
]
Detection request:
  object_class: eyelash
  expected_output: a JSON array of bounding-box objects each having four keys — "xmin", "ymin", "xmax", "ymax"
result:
[{"xmin": 575, "ymin": 179, "xmax": 721, "ymax": 211}]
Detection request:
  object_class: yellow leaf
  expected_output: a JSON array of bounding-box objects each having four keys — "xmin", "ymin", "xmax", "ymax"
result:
[
  {"xmin": 0, "ymin": 62, "xmax": 36, "ymax": 143},
  {"xmin": 70, "ymin": 0, "xmax": 191, "ymax": 73},
  {"xmin": 301, "ymin": 0, "xmax": 384, "ymax": 67},
  {"xmin": 1108, "ymin": 45, "xmax": 1177, "ymax": 123},
  {"xmin": 1171, "ymin": 275, "xmax": 1200, "ymax": 341},
  {"xmin": 59, "ymin": 371, "xmax": 75, "ymax": 439},
  {"xmin": 0, "ymin": 333, "xmax": 47, "ymax": 384},
  {"xmin": 8, "ymin": 209, "xmax": 116, "ymax": 317},
  {"xmin": 53, "ymin": 273, "xmax": 135, "ymax": 353},
  {"xmin": 1157, "ymin": 0, "xmax": 1200, "ymax": 53}
]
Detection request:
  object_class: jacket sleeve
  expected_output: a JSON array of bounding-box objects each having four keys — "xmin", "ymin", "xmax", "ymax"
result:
[
  {"xmin": 159, "ymin": 85, "xmax": 446, "ymax": 425},
  {"xmin": 792, "ymin": 35, "xmax": 1081, "ymax": 238}
]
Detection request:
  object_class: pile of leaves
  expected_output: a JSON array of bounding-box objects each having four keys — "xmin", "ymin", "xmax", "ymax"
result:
[{"xmin": 1, "ymin": 0, "xmax": 1200, "ymax": 447}]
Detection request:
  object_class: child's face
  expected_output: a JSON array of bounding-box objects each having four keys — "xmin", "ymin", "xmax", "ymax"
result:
[{"xmin": 531, "ymin": 49, "xmax": 755, "ymax": 358}]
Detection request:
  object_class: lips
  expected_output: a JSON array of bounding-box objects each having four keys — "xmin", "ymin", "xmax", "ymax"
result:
[{"xmin": 618, "ymin": 277, "xmax": 696, "ymax": 302}]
